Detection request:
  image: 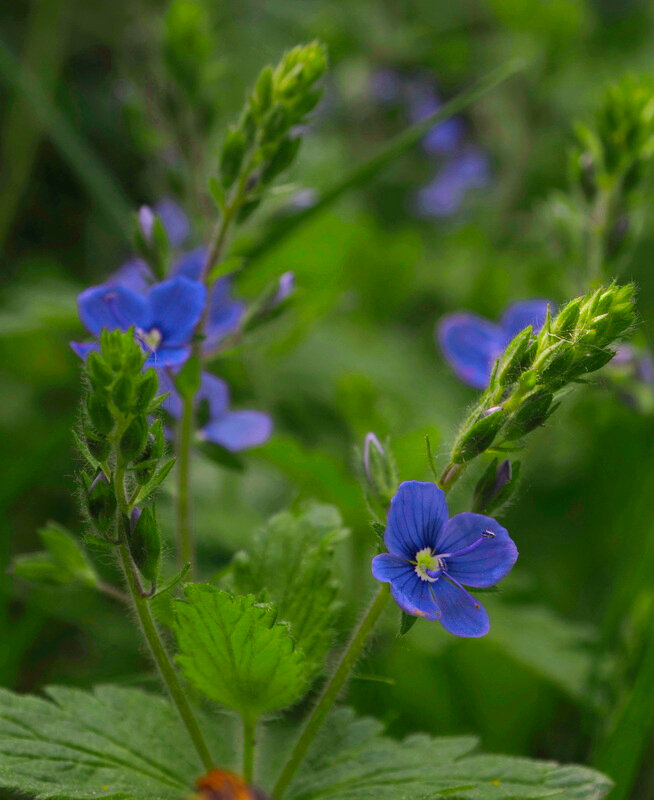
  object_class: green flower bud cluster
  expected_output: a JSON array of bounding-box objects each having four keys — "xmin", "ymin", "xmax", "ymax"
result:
[
  {"xmin": 77, "ymin": 330, "xmax": 173, "ymax": 585},
  {"xmin": 216, "ymin": 41, "xmax": 327, "ymax": 221},
  {"xmin": 569, "ymin": 77, "xmax": 654, "ymax": 265},
  {"xmin": 451, "ymin": 283, "xmax": 636, "ymax": 467}
]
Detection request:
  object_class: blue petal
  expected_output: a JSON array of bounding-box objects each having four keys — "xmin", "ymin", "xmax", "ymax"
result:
[
  {"xmin": 172, "ymin": 247, "xmax": 207, "ymax": 281},
  {"xmin": 70, "ymin": 341, "xmax": 99, "ymax": 359},
  {"xmin": 202, "ymin": 411, "xmax": 272, "ymax": 451},
  {"xmin": 205, "ymin": 278, "xmax": 245, "ymax": 350},
  {"xmin": 437, "ymin": 313, "xmax": 505, "ymax": 389},
  {"xmin": 145, "ymin": 344, "xmax": 192, "ymax": 367},
  {"xmin": 78, "ymin": 285, "xmax": 149, "ymax": 336},
  {"xmin": 371, "ymin": 554, "xmax": 439, "ymax": 620},
  {"xmin": 155, "ymin": 369, "xmax": 183, "ymax": 418},
  {"xmin": 146, "ymin": 277, "xmax": 206, "ymax": 346},
  {"xmin": 155, "ymin": 198, "xmax": 190, "ymax": 248},
  {"xmin": 432, "ymin": 577, "xmax": 489, "ymax": 637},
  {"xmin": 198, "ymin": 372, "xmax": 230, "ymax": 418},
  {"xmin": 436, "ymin": 513, "xmax": 518, "ymax": 588},
  {"xmin": 109, "ymin": 258, "xmax": 152, "ymax": 293},
  {"xmin": 385, "ymin": 481, "xmax": 449, "ymax": 560},
  {"xmin": 500, "ymin": 299, "xmax": 552, "ymax": 343}
]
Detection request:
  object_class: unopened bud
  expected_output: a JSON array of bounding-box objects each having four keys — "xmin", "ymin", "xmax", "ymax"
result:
[
  {"xmin": 452, "ymin": 408, "xmax": 504, "ymax": 464},
  {"xmin": 473, "ymin": 458, "xmax": 518, "ymax": 514},
  {"xmin": 128, "ymin": 506, "xmax": 161, "ymax": 583},
  {"xmin": 362, "ymin": 433, "xmax": 397, "ymax": 509},
  {"xmin": 86, "ymin": 472, "xmax": 117, "ymax": 536},
  {"xmin": 119, "ymin": 414, "xmax": 148, "ymax": 463},
  {"xmin": 505, "ymin": 391, "xmax": 553, "ymax": 441}
]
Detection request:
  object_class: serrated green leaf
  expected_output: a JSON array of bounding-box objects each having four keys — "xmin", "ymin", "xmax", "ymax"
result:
[
  {"xmin": 175, "ymin": 584, "xmax": 309, "ymax": 718},
  {"xmin": 0, "ymin": 685, "xmax": 232, "ymax": 800},
  {"xmin": 229, "ymin": 503, "xmax": 348, "ymax": 677},
  {"xmin": 12, "ymin": 523, "xmax": 98, "ymax": 588},
  {"xmin": 278, "ymin": 707, "xmax": 612, "ymax": 800}
]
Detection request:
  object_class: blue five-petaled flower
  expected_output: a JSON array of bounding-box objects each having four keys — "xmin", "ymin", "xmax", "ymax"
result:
[
  {"xmin": 72, "ymin": 276, "xmax": 206, "ymax": 367},
  {"xmin": 372, "ymin": 481, "xmax": 518, "ymax": 637},
  {"xmin": 437, "ymin": 299, "xmax": 553, "ymax": 389}
]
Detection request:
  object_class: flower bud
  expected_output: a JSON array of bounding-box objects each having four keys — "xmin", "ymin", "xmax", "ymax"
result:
[
  {"xmin": 505, "ymin": 391, "xmax": 553, "ymax": 441},
  {"xmin": 451, "ymin": 407, "xmax": 504, "ymax": 464},
  {"xmin": 128, "ymin": 506, "xmax": 161, "ymax": 583},
  {"xmin": 86, "ymin": 472, "xmax": 117, "ymax": 536},
  {"xmin": 551, "ymin": 297, "xmax": 582, "ymax": 338},
  {"xmin": 119, "ymin": 415, "xmax": 148, "ymax": 463},
  {"xmin": 472, "ymin": 458, "xmax": 519, "ymax": 514},
  {"xmin": 220, "ymin": 127, "xmax": 247, "ymax": 189},
  {"xmin": 496, "ymin": 326, "xmax": 535, "ymax": 387},
  {"xmin": 261, "ymin": 135, "xmax": 302, "ymax": 184},
  {"xmin": 112, "ymin": 374, "xmax": 135, "ymax": 414},
  {"xmin": 86, "ymin": 394, "xmax": 114, "ymax": 436},
  {"xmin": 135, "ymin": 369, "xmax": 159, "ymax": 410},
  {"xmin": 86, "ymin": 350, "xmax": 113, "ymax": 391},
  {"xmin": 362, "ymin": 433, "xmax": 397, "ymax": 509}
]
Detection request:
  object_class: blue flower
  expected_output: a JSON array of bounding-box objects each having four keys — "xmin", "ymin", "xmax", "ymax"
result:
[
  {"xmin": 437, "ymin": 299, "xmax": 553, "ymax": 389},
  {"xmin": 416, "ymin": 147, "xmax": 490, "ymax": 217},
  {"xmin": 157, "ymin": 370, "xmax": 272, "ymax": 451},
  {"xmin": 372, "ymin": 481, "xmax": 517, "ymax": 637},
  {"xmin": 71, "ymin": 276, "xmax": 206, "ymax": 367}
]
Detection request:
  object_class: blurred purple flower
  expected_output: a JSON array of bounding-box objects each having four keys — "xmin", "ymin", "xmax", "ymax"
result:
[
  {"xmin": 370, "ymin": 68, "xmax": 402, "ymax": 104},
  {"xmin": 407, "ymin": 81, "xmax": 465, "ymax": 156},
  {"xmin": 417, "ymin": 148, "xmax": 490, "ymax": 217},
  {"xmin": 158, "ymin": 370, "xmax": 272, "ymax": 451},
  {"xmin": 438, "ymin": 299, "xmax": 552, "ymax": 389}
]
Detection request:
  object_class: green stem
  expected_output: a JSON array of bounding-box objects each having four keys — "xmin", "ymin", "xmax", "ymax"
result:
[
  {"xmin": 117, "ymin": 542, "xmax": 214, "ymax": 771},
  {"xmin": 273, "ymin": 584, "xmax": 391, "ymax": 799},
  {"xmin": 242, "ymin": 716, "xmax": 257, "ymax": 783},
  {"xmin": 586, "ymin": 188, "xmax": 611, "ymax": 284},
  {"xmin": 176, "ymin": 393, "xmax": 195, "ymax": 575}
]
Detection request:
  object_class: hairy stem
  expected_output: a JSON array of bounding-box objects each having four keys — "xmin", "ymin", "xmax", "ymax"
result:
[
  {"xmin": 176, "ymin": 393, "xmax": 195, "ymax": 575},
  {"xmin": 273, "ymin": 584, "xmax": 391, "ymax": 799},
  {"xmin": 118, "ymin": 542, "xmax": 214, "ymax": 771}
]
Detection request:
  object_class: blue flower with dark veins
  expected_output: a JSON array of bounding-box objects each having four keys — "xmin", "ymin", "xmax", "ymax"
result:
[
  {"xmin": 437, "ymin": 299, "xmax": 553, "ymax": 389},
  {"xmin": 71, "ymin": 276, "xmax": 206, "ymax": 367},
  {"xmin": 372, "ymin": 481, "xmax": 518, "ymax": 637},
  {"xmin": 157, "ymin": 370, "xmax": 272, "ymax": 451}
]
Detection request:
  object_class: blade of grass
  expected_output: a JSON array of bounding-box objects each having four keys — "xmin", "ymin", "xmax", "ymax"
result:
[
  {"xmin": 0, "ymin": 32, "xmax": 132, "ymax": 241},
  {"xmin": 238, "ymin": 57, "xmax": 525, "ymax": 264}
]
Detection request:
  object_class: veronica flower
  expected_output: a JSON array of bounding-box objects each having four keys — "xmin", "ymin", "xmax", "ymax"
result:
[
  {"xmin": 71, "ymin": 277, "xmax": 205, "ymax": 367},
  {"xmin": 416, "ymin": 147, "xmax": 490, "ymax": 217},
  {"xmin": 157, "ymin": 370, "xmax": 272, "ymax": 451},
  {"xmin": 437, "ymin": 299, "xmax": 553, "ymax": 389},
  {"xmin": 406, "ymin": 80, "xmax": 465, "ymax": 156},
  {"xmin": 372, "ymin": 481, "xmax": 517, "ymax": 637}
]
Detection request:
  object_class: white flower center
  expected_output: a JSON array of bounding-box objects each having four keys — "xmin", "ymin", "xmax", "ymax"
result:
[{"xmin": 137, "ymin": 327, "xmax": 162, "ymax": 351}]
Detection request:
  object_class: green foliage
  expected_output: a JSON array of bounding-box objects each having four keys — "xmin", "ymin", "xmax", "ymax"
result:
[
  {"xmin": 0, "ymin": 685, "xmax": 229, "ymax": 800},
  {"xmin": 229, "ymin": 503, "xmax": 348, "ymax": 678},
  {"xmin": 175, "ymin": 584, "xmax": 309, "ymax": 719},
  {"xmin": 11, "ymin": 522, "xmax": 98, "ymax": 589},
  {"xmin": 279, "ymin": 707, "xmax": 612, "ymax": 800}
]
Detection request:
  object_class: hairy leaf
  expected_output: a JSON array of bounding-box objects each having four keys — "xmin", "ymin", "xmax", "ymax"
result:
[
  {"xmin": 229, "ymin": 503, "xmax": 348, "ymax": 677},
  {"xmin": 278, "ymin": 707, "xmax": 612, "ymax": 800},
  {"xmin": 0, "ymin": 685, "xmax": 231, "ymax": 800},
  {"xmin": 175, "ymin": 584, "xmax": 309, "ymax": 718}
]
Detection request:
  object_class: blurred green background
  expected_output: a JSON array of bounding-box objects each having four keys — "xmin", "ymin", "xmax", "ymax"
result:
[{"xmin": 2, "ymin": 1, "xmax": 654, "ymax": 798}]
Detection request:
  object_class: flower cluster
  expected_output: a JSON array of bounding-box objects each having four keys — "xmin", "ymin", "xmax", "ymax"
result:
[
  {"xmin": 71, "ymin": 200, "xmax": 285, "ymax": 451},
  {"xmin": 371, "ymin": 69, "xmax": 490, "ymax": 216}
]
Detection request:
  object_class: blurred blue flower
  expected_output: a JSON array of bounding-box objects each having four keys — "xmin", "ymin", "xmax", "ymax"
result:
[
  {"xmin": 437, "ymin": 299, "xmax": 552, "ymax": 389},
  {"xmin": 416, "ymin": 147, "xmax": 490, "ymax": 217},
  {"xmin": 407, "ymin": 81, "xmax": 465, "ymax": 156},
  {"xmin": 71, "ymin": 276, "xmax": 206, "ymax": 367},
  {"xmin": 372, "ymin": 481, "xmax": 517, "ymax": 637},
  {"xmin": 139, "ymin": 197, "xmax": 190, "ymax": 247},
  {"xmin": 157, "ymin": 370, "xmax": 272, "ymax": 451}
]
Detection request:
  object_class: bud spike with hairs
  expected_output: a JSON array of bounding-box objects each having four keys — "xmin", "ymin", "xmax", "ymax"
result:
[{"xmin": 439, "ymin": 283, "xmax": 636, "ymax": 491}]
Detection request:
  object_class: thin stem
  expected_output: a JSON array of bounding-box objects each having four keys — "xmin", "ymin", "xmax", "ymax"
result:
[
  {"xmin": 586, "ymin": 188, "xmax": 611, "ymax": 285},
  {"xmin": 176, "ymin": 393, "xmax": 195, "ymax": 575},
  {"xmin": 117, "ymin": 542, "xmax": 214, "ymax": 771},
  {"xmin": 97, "ymin": 580, "xmax": 130, "ymax": 605},
  {"xmin": 242, "ymin": 716, "xmax": 257, "ymax": 783},
  {"xmin": 273, "ymin": 584, "xmax": 391, "ymax": 799}
]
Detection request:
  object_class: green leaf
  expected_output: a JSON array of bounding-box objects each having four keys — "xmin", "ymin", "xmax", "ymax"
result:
[
  {"xmin": 0, "ymin": 684, "xmax": 231, "ymax": 800},
  {"xmin": 12, "ymin": 523, "xmax": 98, "ymax": 588},
  {"xmin": 276, "ymin": 707, "xmax": 612, "ymax": 800},
  {"xmin": 230, "ymin": 503, "xmax": 348, "ymax": 677},
  {"xmin": 175, "ymin": 584, "xmax": 309, "ymax": 718}
]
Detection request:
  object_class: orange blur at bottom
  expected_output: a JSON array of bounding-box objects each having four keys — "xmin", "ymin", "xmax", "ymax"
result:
[{"xmin": 194, "ymin": 769, "xmax": 268, "ymax": 800}]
